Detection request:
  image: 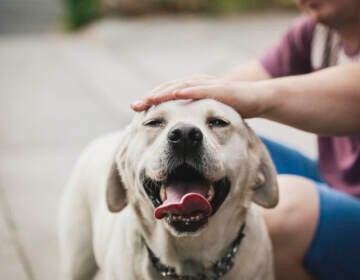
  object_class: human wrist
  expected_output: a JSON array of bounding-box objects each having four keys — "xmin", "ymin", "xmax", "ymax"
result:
[{"xmin": 249, "ymin": 80, "xmax": 279, "ymax": 118}]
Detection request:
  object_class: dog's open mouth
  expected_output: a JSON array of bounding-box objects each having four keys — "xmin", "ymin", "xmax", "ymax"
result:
[{"xmin": 143, "ymin": 164, "xmax": 230, "ymax": 232}]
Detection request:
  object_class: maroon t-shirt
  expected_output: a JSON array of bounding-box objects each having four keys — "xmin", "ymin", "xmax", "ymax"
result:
[{"xmin": 260, "ymin": 16, "xmax": 360, "ymax": 198}]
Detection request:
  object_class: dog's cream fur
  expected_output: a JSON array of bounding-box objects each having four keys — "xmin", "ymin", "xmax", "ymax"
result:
[{"xmin": 59, "ymin": 99, "xmax": 278, "ymax": 280}]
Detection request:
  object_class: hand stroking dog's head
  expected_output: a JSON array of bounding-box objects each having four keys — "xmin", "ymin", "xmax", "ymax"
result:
[{"xmin": 106, "ymin": 99, "xmax": 278, "ymax": 236}]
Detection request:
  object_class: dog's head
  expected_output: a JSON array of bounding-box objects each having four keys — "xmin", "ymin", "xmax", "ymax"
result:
[{"xmin": 106, "ymin": 99, "xmax": 278, "ymax": 235}]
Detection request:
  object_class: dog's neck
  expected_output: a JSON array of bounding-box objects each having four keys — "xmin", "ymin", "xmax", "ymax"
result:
[
  {"xmin": 145, "ymin": 222, "xmax": 246, "ymax": 279},
  {"xmin": 134, "ymin": 203, "xmax": 249, "ymax": 276}
]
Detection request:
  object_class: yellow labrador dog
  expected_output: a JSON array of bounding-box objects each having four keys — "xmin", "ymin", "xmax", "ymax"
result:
[{"xmin": 59, "ymin": 99, "xmax": 278, "ymax": 280}]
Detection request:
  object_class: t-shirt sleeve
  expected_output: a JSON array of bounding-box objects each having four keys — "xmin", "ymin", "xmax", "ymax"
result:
[{"xmin": 260, "ymin": 16, "xmax": 316, "ymax": 78}]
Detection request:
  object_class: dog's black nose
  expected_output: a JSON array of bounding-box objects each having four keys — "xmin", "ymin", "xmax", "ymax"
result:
[{"xmin": 167, "ymin": 123, "xmax": 203, "ymax": 151}]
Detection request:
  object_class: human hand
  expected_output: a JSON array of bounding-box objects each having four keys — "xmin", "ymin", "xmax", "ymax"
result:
[{"xmin": 131, "ymin": 75, "xmax": 270, "ymax": 118}]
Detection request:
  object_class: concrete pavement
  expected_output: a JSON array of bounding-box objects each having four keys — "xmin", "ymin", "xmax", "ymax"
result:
[
  {"xmin": 0, "ymin": 11, "xmax": 316, "ymax": 279},
  {"xmin": 0, "ymin": 0, "xmax": 61, "ymax": 34}
]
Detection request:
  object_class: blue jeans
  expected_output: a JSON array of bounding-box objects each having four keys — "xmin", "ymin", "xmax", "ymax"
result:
[{"xmin": 261, "ymin": 137, "xmax": 360, "ymax": 280}]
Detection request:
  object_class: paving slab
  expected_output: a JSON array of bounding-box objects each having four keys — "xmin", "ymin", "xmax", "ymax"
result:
[
  {"xmin": 0, "ymin": 189, "xmax": 29, "ymax": 280},
  {"xmin": 0, "ymin": 148, "xmax": 80, "ymax": 279},
  {"xmin": 0, "ymin": 37, "xmax": 126, "ymax": 149},
  {"xmin": 0, "ymin": 35, "xmax": 139, "ymax": 279},
  {"xmin": 86, "ymin": 12, "xmax": 297, "ymax": 81},
  {"xmin": 0, "ymin": 0, "xmax": 62, "ymax": 34}
]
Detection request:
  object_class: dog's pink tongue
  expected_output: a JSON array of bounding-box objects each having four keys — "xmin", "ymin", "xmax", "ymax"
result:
[{"xmin": 154, "ymin": 182, "xmax": 212, "ymax": 219}]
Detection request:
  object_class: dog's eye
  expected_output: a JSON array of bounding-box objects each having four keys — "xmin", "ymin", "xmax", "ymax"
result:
[
  {"xmin": 143, "ymin": 118, "xmax": 165, "ymax": 127},
  {"xmin": 207, "ymin": 117, "xmax": 230, "ymax": 128}
]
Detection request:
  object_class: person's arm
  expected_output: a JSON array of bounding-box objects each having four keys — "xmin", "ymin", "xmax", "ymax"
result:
[
  {"xmin": 259, "ymin": 63, "xmax": 360, "ymax": 136},
  {"xmin": 221, "ymin": 60, "xmax": 271, "ymax": 81},
  {"xmin": 147, "ymin": 63, "xmax": 359, "ymax": 136}
]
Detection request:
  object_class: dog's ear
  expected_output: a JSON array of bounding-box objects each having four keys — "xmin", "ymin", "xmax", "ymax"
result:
[
  {"xmin": 106, "ymin": 130, "xmax": 131, "ymax": 213},
  {"xmin": 106, "ymin": 160, "xmax": 127, "ymax": 212},
  {"xmin": 252, "ymin": 153, "xmax": 278, "ymax": 208},
  {"xmin": 245, "ymin": 123, "xmax": 279, "ymax": 208}
]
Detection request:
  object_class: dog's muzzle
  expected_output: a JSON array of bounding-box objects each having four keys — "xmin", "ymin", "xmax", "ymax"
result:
[{"xmin": 143, "ymin": 123, "xmax": 231, "ymax": 233}]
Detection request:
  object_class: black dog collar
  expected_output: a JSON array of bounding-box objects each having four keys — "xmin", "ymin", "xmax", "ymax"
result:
[{"xmin": 145, "ymin": 223, "xmax": 246, "ymax": 280}]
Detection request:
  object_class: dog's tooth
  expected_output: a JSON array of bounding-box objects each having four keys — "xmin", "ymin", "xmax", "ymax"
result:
[
  {"xmin": 159, "ymin": 185, "xmax": 167, "ymax": 202},
  {"xmin": 207, "ymin": 185, "xmax": 215, "ymax": 202},
  {"xmin": 155, "ymin": 171, "xmax": 166, "ymax": 181},
  {"xmin": 190, "ymin": 216, "xmax": 195, "ymax": 221}
]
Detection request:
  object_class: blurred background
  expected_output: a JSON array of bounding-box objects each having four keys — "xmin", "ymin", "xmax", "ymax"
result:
[{"xmin": 0, "ymin": 0, "xmax": 316, "ymax": 279}]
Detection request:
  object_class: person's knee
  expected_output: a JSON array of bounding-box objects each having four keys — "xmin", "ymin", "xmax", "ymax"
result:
[{"xmin": 263, "ymin": 175, "xmax": 319, "ymax": 256}]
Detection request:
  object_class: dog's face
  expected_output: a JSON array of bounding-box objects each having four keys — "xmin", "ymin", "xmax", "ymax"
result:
[{"xmin": 106, "ymin": 99, "xmax": 278, "ymax": 235}]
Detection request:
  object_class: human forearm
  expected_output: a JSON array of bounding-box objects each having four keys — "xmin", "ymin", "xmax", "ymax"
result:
[
  {"xmin": 222, "ymin": 60, "xmax": 271, "ymax": 81},
  {"xmin": 259, "ymin": 63, "xmax": 360, "ymax": 135},
  {"xmin": 131, "ymin": 62, "xmax": 360, "ymax": 136}
]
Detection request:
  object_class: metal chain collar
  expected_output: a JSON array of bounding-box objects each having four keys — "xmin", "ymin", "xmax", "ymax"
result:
[{"xmin": 145, "ymin": 223, "xmax": 246, "ymax": 280}]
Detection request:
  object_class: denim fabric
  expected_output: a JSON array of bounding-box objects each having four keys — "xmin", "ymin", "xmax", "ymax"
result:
[{"xmin": 260, "ymin": 137, "xmax": 360, "ymax": 280}]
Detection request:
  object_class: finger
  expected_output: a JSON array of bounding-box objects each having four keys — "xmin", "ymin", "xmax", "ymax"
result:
[
  {"xmin": 130, "ymin": 100, "xmax": 152, "ymax": 112},
  {"xmin": 131, "ymin": 80, "xmax": 196, "ymax": 111},
  {"xmin": 131, "ymin": 80, "xmax": 178, "ymax": 110},
  {"xmin": 173, "ymin": 85, "xmax": 220, "ymax": 100},
  {"xmin": 148, "ymin": 74, "xmax": 213, "ymax": 95},
  {"xmin": 132, "ymin": 78, "xmax": 184, "ymax": 110},
  {"xmin": 132, "ymin": 75, "xmax": 217, "ymax": 111},
  {"xmin": 147, "ymin": 78, "xmax": 218, "ymax": 104},
  {"xmin": 147, "ymin": 75, "xmax": 215, "ymax": 99},
  {"xmin": 148, "ymin": 78, "xmax": 183, "ymax": 96},
  {"xmin": 132, "ymin": 84, "xmax": 220, "ymax": 111},
  {"xmin": 146, "ymin": 90, "xmax": 178, "ymax": 105}
]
